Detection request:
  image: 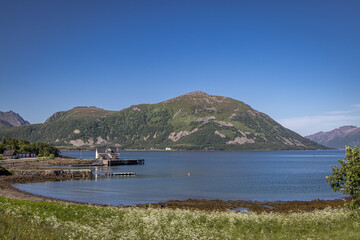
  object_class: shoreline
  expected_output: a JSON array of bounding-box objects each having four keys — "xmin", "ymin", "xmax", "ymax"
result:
[{"xmin": 0, "ymin": 158, "xmax": 346, "ymax": 213}]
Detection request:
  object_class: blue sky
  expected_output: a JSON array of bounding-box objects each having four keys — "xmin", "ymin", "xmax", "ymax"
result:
[{"xmin": 1, "ymin": 0, "xmax": 359, "ymax": 136}]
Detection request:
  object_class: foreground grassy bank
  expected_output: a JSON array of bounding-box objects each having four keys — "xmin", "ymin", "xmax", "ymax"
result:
[{"xmin": 0, "ymin": 197, "xmax": 359, "ymax": 239}]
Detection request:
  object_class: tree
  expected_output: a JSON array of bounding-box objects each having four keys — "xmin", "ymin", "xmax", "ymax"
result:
[
  {"xmin": 326, "ymin": 146, "xmax": 360, "ymax": 209},
  {"xmin": 0, "ymin": 137, "xmax": 59, "ymax": 157}
]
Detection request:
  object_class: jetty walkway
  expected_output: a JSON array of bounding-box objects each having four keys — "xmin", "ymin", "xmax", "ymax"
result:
[{"xmin": 92, "ymin": 159, "xmax": 144, "ymax": 166}]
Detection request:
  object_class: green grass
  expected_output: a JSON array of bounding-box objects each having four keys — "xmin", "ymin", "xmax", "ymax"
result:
[
  {"xmin": 0, "ymin": 212, "xmax": 67, "ymax": 240},
  {"xmin": 219, "ymin": 129, "xmax": 236, "ymax": 139},
  {"xmin": 0, "ymin": 196, "xmax": 359, "ymax": 239}
]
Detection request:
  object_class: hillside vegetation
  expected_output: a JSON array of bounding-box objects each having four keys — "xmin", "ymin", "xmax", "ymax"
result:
[{"xmin": 0, "ymin": 91, "xmax": 327, "ymax": 150}]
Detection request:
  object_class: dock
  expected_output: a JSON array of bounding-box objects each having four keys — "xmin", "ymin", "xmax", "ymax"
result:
[
  {"xmin": 105, "ymin": 172, "xmax": 136, "ymax": 176},
  {"xmin": 102, "ymin": 159, "xmax": 144, "ymax": 166}
]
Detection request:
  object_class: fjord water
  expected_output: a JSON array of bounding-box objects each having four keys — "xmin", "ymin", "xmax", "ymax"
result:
[{"xmin": 15, "ymin": 150, "xmax": 345, "ymax": 206}]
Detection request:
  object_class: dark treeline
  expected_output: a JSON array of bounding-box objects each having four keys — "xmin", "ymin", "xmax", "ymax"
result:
[{"xmin": 0, "ymin": 137, "xmax": 59, "ymax": 157}]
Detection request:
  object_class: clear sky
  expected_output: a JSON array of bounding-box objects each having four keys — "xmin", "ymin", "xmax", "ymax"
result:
[{"xmin": 1, "ymin": 0, "xmax": 359, "ymax": 136}]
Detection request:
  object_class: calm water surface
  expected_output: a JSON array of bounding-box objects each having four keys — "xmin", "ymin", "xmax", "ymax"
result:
[{"xmin": 15, "ymin": 150, "xmax": 345, "ymax": 206}]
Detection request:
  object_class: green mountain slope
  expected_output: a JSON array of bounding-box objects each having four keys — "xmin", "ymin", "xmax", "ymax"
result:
[
  {"xmin": 0, "ymin": 120, "xmax": 14, "ymax": 130},
  {"xmin": 45, "ymin": 106, "xmax": 116, "ymax": 123},
  {"xmin": 0, "ymin": 91, "xmax": 328, "ymax": 150}
]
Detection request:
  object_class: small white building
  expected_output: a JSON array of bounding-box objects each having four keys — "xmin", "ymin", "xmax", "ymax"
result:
[
  {"xmin": 96, "ymin": 147, "xmax": 120, "ymax": 160},
  {"xmin": 165, "ymin": 147, "xmax": 172, "ymax": 151}
]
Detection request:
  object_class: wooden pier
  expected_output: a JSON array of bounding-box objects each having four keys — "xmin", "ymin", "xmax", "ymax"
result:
[{"xmin": 102, "ymin": 159, "xmax": 144, "ymax": 166}]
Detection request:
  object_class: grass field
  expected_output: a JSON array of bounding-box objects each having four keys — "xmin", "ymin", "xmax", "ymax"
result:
[{"xmin": 0, "ymin": 196, "xmax": 359, "ymax": 240}]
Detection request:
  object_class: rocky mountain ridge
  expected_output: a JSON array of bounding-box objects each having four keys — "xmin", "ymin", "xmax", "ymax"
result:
[
  {"xmin": 305, "ymin": 126, "xmax": 360, "ymax": 149},
  {"xmin": 0, "ymin": 111, "xmax": 30, "ymax": 130}
]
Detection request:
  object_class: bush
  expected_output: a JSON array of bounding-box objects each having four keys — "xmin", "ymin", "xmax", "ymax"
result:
[
  {"xmin": 326, "ymin": 146, "xmax": 360, "ymax": 210},
  {"xmin": 0, "ymin": 154, "xmax": 3, "ymax": 160},
  {"xmin": 0, "ymin": 166, "xmax": 12, "ymax": 176},
  {"xmin": 49, "ymin": 154, "xmax": 55, "ymax": 160}
]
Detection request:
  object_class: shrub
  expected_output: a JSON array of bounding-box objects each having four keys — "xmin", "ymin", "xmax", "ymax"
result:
[
  {"xmin": 326, "ymin": 146, "xmax": 360, "ymax": 210},
  {"xmin": 0, "ymin": 166, "xmax": 12, "ymax": 176}
]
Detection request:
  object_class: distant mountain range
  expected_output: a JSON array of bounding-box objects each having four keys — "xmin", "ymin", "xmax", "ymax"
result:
[
  {"xmin": 0, "ymin": 91, "xmax": 327, "ymax": 150},
  {"xmin": 305, "ymin": 126, "xmax": 360, "ymax": 149},
  {"xmin": 0, "ymin": 111, "xmax": 30, "ymax": 130}
]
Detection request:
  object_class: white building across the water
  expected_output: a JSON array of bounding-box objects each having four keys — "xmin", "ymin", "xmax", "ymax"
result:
[{"xmin": 95, "ymin": 147, "xmax": 120, "ymax": 160}]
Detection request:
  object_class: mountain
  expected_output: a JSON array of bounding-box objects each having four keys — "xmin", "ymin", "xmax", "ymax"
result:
[
  {"xmin": 0, "ymin": 111, "xmax": 30, "ymax": 130},
  {"xmin": 0, "ymin": 91, "xmax": 327, "ymax": 150},
  {"xmin": 305, "ymin": 126, "xmax": 360, "ymax": 149},
  {"xmin": 45, "ymin": 106, "xmax": 116, "ymax": 123}
]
